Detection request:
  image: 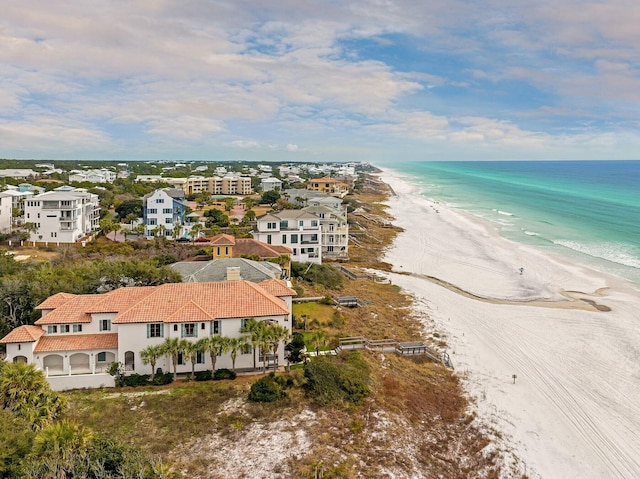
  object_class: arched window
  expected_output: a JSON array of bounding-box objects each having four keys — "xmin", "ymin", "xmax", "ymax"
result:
[{"xmin": 124, "ymin": 351, "xmax": 135, "ymax": 371}]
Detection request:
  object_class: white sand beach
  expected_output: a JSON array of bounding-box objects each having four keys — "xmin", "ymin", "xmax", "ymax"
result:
[{"xmin": 379, "ymin": 169, "xmax": 640, "ymax": 479}]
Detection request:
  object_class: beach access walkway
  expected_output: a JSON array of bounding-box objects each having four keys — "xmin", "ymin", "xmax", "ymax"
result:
[{"xmin": 336, "ymin": 336, "xmax": 453, "ymax": 369}]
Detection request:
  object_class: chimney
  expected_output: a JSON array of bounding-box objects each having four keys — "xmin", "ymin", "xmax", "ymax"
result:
[{"xmin": 226, "ymin": 267, "xmax": 241, "ymax": 281}]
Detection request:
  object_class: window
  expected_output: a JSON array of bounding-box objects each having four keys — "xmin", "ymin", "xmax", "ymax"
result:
[
  {"xmin": 177, "ymin": 352, "xmax": 185, "ymax": 365},
  {"xmin": 174, "ymin": 324, "xmax": 178, "ymax": 332},
  {"xmin": 148, "ymin": 218, "xmax": 157, "ymax": 225},
  {"xmin": 225, "ymin": 246, "xmax": 229, "ymax": 255},
  {"xmin": 291, "ymin": 234, "xmax": 298, "ymax": 243},
  {"xmin": 210, "ymin": 320, "xmax": 220, "ymax": 335},
  {"xmin": 73, "ymin": 324, "xmax": 82, "ymax": 333},
  {"xmin": 47, "ymin": 325, "xmax": 57, "ymax": 334},
  {"xmin": 267, "ymin": 222, "xmax": 277, "ymax": 229},
  {"xmin": 282, "ymin": 235, "xmax": 287, "ymax": 244},
  {"xmin": 293, "ymin": 248, "xmax": 297, "ymax": 255},
  {"xmin": 311, "ymin": 234, "xmax": 318, "ymax": 242},
  {"xmin": 241, "ymin": 344, "xmax": 252, "ymax": 355},
  {"xmin": 311, "ymin": 220, "xmax": 318, "ymax": 227},
  {"xmin": 61, "ymin": 325, "xmax": 70, "ymax": 333},
  {"xmin": 97, "ymin": 352, "xmax": 107, "ymax": 362},
  {"xmin": 156, "ymin": 198, "xmax": 165, "ymax": 204},
  {"xmin": 147, "ymin": 323, "xmax": 164, "ymax": 338},
  {"xmin": 163, "ymin": 208, "xmax": 172, "ymax": 214},
  {"xmin": 196, "ymin": 351, "xmax": 205, "ymax": 364},
  {"xmin": 267, "ymin": 234, "xmax": 271, "ymax": 245},
  {"xmin": 182, "ymin": 323, "xmax": 196, "ymax": 338},
  {"xmin": 99, "ymin": 319, "xmax": 111, "ymax": 331},
  {"xmin": 279, "ymin": 220, "xmax": 288, "ymax": 228},
  {"xmin": 147, "ymin": 208, "xmax": 157, "ymax": 214},
  {"xmin": 299, "ymin": 220, "xmax": 304, "ymax": 227}
]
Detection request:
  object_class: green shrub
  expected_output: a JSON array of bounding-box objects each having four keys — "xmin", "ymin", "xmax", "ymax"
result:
[
  {"xmin": 248, "ymin": 373, "xmax": 285, "ymax": 402},
  {"xmin": 151, "ymin": 370, "xmax": 173, "ymax": 385},
  {"xmin": 318, "ymin": 295, "xmax": 334, "ymax": 305},
  {"xmin": 115, "ymin": 374, "xmax": 150, "ymax": 387},
  {"xmin": 291, "ymin": 262, "xmax": 343, "ymax": 290},
  {"xmin": 213, "ymin": 369, "xmax": 237, "ymax": 381},
  {"xmin": 285, "ymin": 332, "xmax": 306, "ymax": 364},
  {"xmin": 303, "ymin": 352, "xmax": 370, "ymax": 407},
  {"xmin": 194, "ymin": 370, "xmax": 213, "ymax": 381}
]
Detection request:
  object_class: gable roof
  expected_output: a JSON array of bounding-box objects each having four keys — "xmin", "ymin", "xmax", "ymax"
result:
[
  {"xmin": 36, "ymin": 292, "xmax": 77, "ymax": 310},
  {"xmin": 35, "ymin": 295, "xmax": 106, "ymax": 325},
  {"xmin": 0, "ymin": 325, "xmax": 45, "ymax": 343},
  {"xmin": 34, "ymin": 333, "xmax": 118, "ymax": 352},
  {"xmin": 210, "ymin": 233, "xmax": 236, "ymax": 246}
]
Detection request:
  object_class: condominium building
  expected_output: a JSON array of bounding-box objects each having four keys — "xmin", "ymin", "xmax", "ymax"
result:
[
  {"xmin": 23, "ymin": 188, "xmax": 100, "ymax": 243},
  {"xmin": 253, "ymin": 210, "xmax": 322, "ymax": 264},
  {"xmin": 166, "ymin": 176, "xmax": 253, "ymax": 196}
]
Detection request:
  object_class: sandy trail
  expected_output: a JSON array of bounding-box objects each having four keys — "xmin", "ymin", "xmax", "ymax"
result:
[{"xmin": 380, "ymin": 169, "xmax": 640, "ymax": 479}]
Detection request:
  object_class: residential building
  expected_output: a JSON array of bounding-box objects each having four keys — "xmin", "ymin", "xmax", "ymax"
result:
[
  {"xmin": 135, "ymin": 175, "xmax": 165, "ymax": 183},
  {"xmin": 143, "ymin": 188, "xmax": 187, "ymax": 238},
  {"xmin": 307, "ymin": 176, "xmax": 350, "ymax": 197},
  {"xmin": 1, "ymin": 189, "xmax": 33, "ymax": 214},
  {"xmin": 1, "ymin": 280, "xmax": 296, "ymax": 391},
  {"xmin": 196, "ymin": 234, "xmax": 292, "ymax": 278},
  {"xmin": 165, "ymin": 176, "xmax": 252, "ymax": 196},
  {"xmin": 253, "ymin": 210, "xmax": 322, "ymax": 264},
  {"xmin": 260, "ymin": 177, "xmax": 282, "ymax": 192},
  {"xmin": 171, "ymin": 258, "xmax": 283, "ymax": 283},
  {"xmin": 69, "ymin": 169, "xmax": 116, "ymax": 183},
  {"xmin": 0, "ymin": 192, "xmax": 11, "ymax": 234},
  {"xmin": 0, "ymin": 169, "xmax": 38, "ymax": 179},
  {"xmin": 302, "ymin": 205, "xmax": 349, "ymax": 260},
  {"xmin": 23, "ymin": 189, "xmax": 100, "ymax": 243}
]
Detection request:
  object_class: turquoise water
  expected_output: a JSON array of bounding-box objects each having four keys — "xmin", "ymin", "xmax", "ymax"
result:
[{"xmin": 380, "ymin": 160, "xmax": 640, "ymax": 285}]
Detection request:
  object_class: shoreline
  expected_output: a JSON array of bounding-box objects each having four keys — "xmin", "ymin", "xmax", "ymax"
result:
[{"xmin": 376, "ymin": 168, "xmax": 640, "ymax": 479}]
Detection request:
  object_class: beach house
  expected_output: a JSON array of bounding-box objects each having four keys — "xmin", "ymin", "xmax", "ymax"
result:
[
  {"xmin": 142, "ymin": 188, "xmax": 188, "ymax": 238},
  {"xmin": 1, "ymin": 280, "xmax": 296, "ymax": 391}
]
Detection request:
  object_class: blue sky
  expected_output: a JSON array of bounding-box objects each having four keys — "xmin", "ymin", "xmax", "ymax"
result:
[{"xmin": 1, "ymin": 1, "xmax": 639, "ymax": 162}]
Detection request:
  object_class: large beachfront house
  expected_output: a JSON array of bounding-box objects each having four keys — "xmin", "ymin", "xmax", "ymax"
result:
[
  {"xmin": 1, "ymin": 280, "xmax": 296, "ymax": 391},
  {"xmin": 23, "ymin": 188, "xmax": 101, "ymax": 243}
]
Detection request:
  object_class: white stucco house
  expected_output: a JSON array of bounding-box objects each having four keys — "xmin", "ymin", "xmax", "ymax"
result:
[
  {"xmin": 23, "ymin": 188, "xmax": 101, "ymax": 243},
  {"xmin": 1, "ymin": 279, "xmax": 296, "ymax": 391},
  {"xmin": 142, "ymin": 188, "xmax": 188, "ymax": 238},
  {"xmin": 0, "ymin": 192, "xmax": 12, "ymax": 234},
  {"xmin": 260, "ymin": 177, "xmax": 282, "ymax": 192},
  {"xmin": 252, "ymin": 210, "xmax": 322, "ymax": 264}
]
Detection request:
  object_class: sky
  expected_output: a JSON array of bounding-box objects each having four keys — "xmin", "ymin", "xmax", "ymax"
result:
[{"xmin": 2, "ymin": 1, "xmax": 640, "ymax": 162}]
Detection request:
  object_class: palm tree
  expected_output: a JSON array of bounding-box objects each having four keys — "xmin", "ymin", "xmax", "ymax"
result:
[
  {"xmin": 172, "ymin": 223, "xmax": 183, "ymax": 240},
  {"xmin": 160, "ymin": 337, "xmax": 189, "ymax": 380},
  {"xmin": 268, "ymin": 325, "xmax": 291, "ymax": 363},
  {"xmin": 240, "ymin": 319, "xmax": 265, "ymax": 370},
  {"xmin": 0, "ymin": 362, "xmax": 66, "ymax": 431},
  {"xmin": 201, "ymin": 335, "xmax": 226, "ymax": 372},
  {"xmin": 226, "ymin": 336, "xmax": 249, "ymax": 371},
  {"xmin": 310, "ymin": 330, "xmax": 328, "ymax": 357},
  {"xmin": 189, "ymin": 223, "xmax": 203, "ymax": 241},
  {"xmin": 140, "ymin": 345, "xmax": 163, "ymax": 381},
  {"xmin": 31, "ymin": 419, "xmax": 92, "ymax": 477},
  {"xmin": 184, "ymin": 341, "xmax": 202, "ymax": 380}
]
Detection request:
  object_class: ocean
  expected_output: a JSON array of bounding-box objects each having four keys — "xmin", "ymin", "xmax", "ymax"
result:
[{"xmin": 379, "ymin": 160, "xmax": 640, "ymax": 285}]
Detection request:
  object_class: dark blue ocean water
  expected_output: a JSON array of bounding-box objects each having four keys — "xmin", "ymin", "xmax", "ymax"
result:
[{"xmin": 380, "ymin": 160, "xmax": 640, "ymax": 284}]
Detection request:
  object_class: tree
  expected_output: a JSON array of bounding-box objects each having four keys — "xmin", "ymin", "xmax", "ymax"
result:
[
  {"xmin": 172, "ymin": 223, "xmax": 183, "ymax": 240},
  {"xmin": 240, "ymin": 319, "xmax": 265, "ymax": 370},
  {"xmin": 226, "ymin": 336, "xmax": 248, "ymax": 371},
  {"xmin": 140, "ymin": 345, "xmax": 163, "ymax": 381},
  {"xmin": 241, "ymin": 209, "xmax": 256, "ymax": 226},
  {"xmin": 114, "ymin": 199, "xmax": 143, "ymax": 220},
  {"xmin": 223, "ymin": 197, "xmax": 235, "ymax": 212},
  {"xmin": 260, "ymin": 190, "xmax": 280, "ymax": 207},
  {"xmin": 266, "ymin": 325, "xmax": 291, "ymax": 366},
  {"xmin": 160, "ymin": 338, "xmax": 189, "ymax": 381},
  {"xmin": 201, "ymin": 335, "xmax": 227, "ymax": 372},
  {"xmin": 310, "ymin": 330, "xmax": 328, "ymax": 357},
  {"xmin": 242, "ymin": 196, "xmax": 255, "ymax": 210},
  {"xmin": 0, "ymin": 362, "xmax": 66, "ymax": 431},
  {"xmin": 188, "ymin": 223, "xmax": 203, "ymax": 241},
  {"xmin": 28, "ymin": 419, "xmax": 92, "ymax": 478},
  {"xmin": 184, "ymin": 341, "xmax": 202, "ymax": 380}
]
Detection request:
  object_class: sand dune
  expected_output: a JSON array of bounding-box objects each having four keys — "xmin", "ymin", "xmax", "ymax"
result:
[{"xmin": 380, "ymin": 169, "xmax": 640, "ymax": 479}]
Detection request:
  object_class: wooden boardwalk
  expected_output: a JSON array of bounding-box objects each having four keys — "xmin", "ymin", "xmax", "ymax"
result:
[{"xmin": 336, "ymin": 336, "xmax": 453, "ymax": 369}]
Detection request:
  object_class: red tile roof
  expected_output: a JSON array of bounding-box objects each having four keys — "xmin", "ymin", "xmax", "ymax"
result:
[
  {"xmin": 34, "ymin": 333, "xmax": 118, "ymax": 352},
  {"xmin": 0, "ymin": 325, "xmax": 45, "ymax": 343},
  {"xmin": 87, "ymin": 287, "xmax": 157, "ymax": 313},
  {"xmin": 36, "ymin": 292, "xmax": 76, "ymax": 310},
  {"xmin": 234, "ymin": 238, "xmax": 292, "ymax": 258},
  {"xmin": 113, "ymin": 281, "xmax": 289, "ymax": 323},
  {"xmin": 35, "ymin": 295, "xmax": 105, "ymax": 325},
  {"xmin": 258, "ymin": 279, "xmax": 297, "ymax": 298}
]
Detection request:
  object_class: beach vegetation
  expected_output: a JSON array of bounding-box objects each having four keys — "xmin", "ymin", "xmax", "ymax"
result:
[{"xmin": 303, "ymin": 352, "xmax": 370, "ymax": 408}]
